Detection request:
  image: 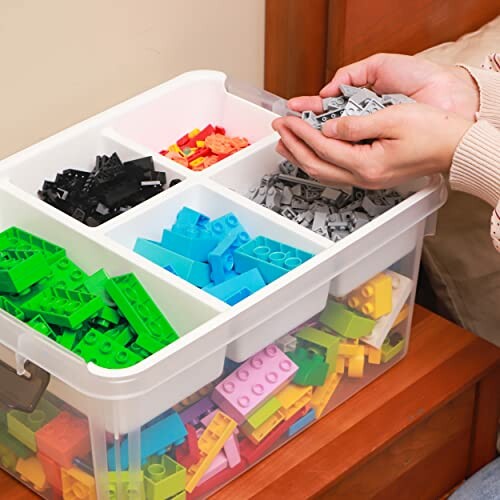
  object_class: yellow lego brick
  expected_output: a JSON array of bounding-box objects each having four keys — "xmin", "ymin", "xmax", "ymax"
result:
[
  {"xmin": 366, "ymin": 346, "xmax": 382, "ymax": 364},
  {"xmin": 241, "ymin": 409, "xmax": 284, "ymax": 445},
  {"xmin": 346, "ymin": 273, "xmax": 392, "ymax": 319},
  {"xmin": 311, "ymin": 373, "xmax": 343, "ymax": 418},
  {"xmin": 189, "ymin": 157, "xmax": 205, "ymax": 168},
  {"xmin": 62, "ymin": 467, "xmax": 97, "ymax": 500},
  {"xmin": 392, "ymin": 304, "xmax": 409, "ymax": 329},
  {"xmin": 347, "ymin": 354, "xmax": 365, "ymax": 378},
  {"xmin": 275, "ymin": 384, "xmax": 313, "ymax": 420},
  {"xmin": 338, "ymin": 342, "xmax": 365, "ymax": 358},
  {"xmin": 185, "ymin": 411, "xmax": 236, "ymax": 493},
  {"xmin": 168, "ymin": 144, "xmax": 182, "ymax": 154},
  {"xmin": 336, "ymin": 356, "xmax": 346, "ymax": 374},
  {"xmin": 196, "ymin": 140, "xmax": 205, "ymax": 148},
  {"xmin": 16, "ymin": 456, "xmax": 48, "ymax": 492},
  {"xmin": 188, "ymin": 128, "xmax": 200, "ymax": 138}
]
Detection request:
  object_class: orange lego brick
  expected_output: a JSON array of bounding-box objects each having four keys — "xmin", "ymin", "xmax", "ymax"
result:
[
  {"xmin": 16, "ymin": 456, "xmax": 48, "ymax": 492},
  {"xmin": 38, "ymin": 451, "xmax": 62, "ymax": 492},
  {"xmin": 35, "ymin": 411, "xmax": 91, "ymax": 469}
]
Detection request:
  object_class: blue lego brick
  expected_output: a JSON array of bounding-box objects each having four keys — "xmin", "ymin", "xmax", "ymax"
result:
[
  {"xmin": 288, "ymin": 409, "xmax": 316, "ymax": 437},
  {"xmin": 161, "ymin": 227, "xmax": 218, "ymax": 263},
  {"xmin": 205, "ymin": 268, "xmax": 265, "ymax": 305},
  {"xmin": 172, "ymin": 207, "xmax": 210, "ymax": 230},
  {"xmin": 107, "ymin": 411, "xmax": 187, "ymax": 470},
  {"xmin": 234, "ymin": 236, "xmax": 314, "ymax": 284},
  {"xmin": 210, "ymin": 213, "xmax": 247, "ymax": 241},
  {"xmin": 202, "ymin": 271, "xmax": 239, "ymax": 291},
  {"xmin": 134, "ymin": 238, "xmax": 211, "ymax": 288},
  {"xmin": 208, "ymin": 228, "xmax": 250, "ymax": 284}
]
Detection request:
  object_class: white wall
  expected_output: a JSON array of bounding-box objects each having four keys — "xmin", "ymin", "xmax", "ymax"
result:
[{"xmin": 0, "ymin": 0, "xmax": 265, "ymax": 159}]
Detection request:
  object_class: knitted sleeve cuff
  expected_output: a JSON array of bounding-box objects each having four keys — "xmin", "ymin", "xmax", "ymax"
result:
[
  {"xmin": 450, "ymin": 120, "xmax": 500, "ymax": 207},
  {"xmin": 459, "ymin": 65, "xmax": 500, "ymax": 129}
]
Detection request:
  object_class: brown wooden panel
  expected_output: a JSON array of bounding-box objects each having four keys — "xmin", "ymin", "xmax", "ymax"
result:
[
  {"xmin": 326, "ymin": 0, "xmax": 500, "ymax": 79},
  {"xmin": 265, "ymin": 0, "xmax": 329, "ymax": 98},
  {"xmin": 318, "ymin": 388, "xmax": 474, "ymax": 499}
]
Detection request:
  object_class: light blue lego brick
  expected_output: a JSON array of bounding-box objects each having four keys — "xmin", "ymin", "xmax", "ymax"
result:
[
  {"xmin": 161, "ymin": 227, "xmax": 218, "ymax": 263},
  {"xmin": 134, "ymin": 238, "xmax": 211, "ymax": 287},
  {"xmin": 208, "ymin": 228, "xmax": 250, "ymax": 284},
  {"xmin": 205, "ymin": 268, "xmax": 265, "ymax": 305},
  {"xmin": 288, "ymin": 409, "xmax": 316, "ymax": 437},
  {"xmin": 107, "ymin": 411, "xmax": 187, "ymax": 470},
  {"xmin": 234, "ymin": 236, "xmax": 314, "ymax": 284},
  {"xmin": 202, "ymin": 271, "xmax": 238, "ymax": 291},
  {"xmin": 210, "ymin": 213, "xmax": 247, "ymax": 241},
  {"xmin": 172, "ymin": 207, "xmax": 210, "ymax": 230}
]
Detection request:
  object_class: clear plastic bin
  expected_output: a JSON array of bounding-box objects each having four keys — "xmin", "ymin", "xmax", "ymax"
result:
[{"xmin": 0, "ymin": 71, "xmax": 447, "ymax": 499}]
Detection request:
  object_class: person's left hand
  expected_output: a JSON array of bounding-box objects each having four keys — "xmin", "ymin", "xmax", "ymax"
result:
[{"xmin": 272, "ymin": 103, "xmax": 473, "ymax": 189}]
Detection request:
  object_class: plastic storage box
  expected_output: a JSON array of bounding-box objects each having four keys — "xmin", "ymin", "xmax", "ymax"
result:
[{"xmin": 0, "ymin": 71, "xmax": 446, "ymax": 499}]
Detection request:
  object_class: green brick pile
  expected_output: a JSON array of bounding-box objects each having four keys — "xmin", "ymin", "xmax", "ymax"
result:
[{"xmin": 0, "ymin": 227, "xmax": 178, "ymax": 369}]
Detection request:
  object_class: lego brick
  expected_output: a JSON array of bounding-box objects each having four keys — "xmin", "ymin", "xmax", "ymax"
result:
[
  {"xmin": 108, "ymin": 471, "xmax": 145, "ymax": 500},
  {"xmin": 295, "ymin": 327, "xmax": 340, "ymax": 374},
  {"xmin": 223, "ymin": 433, "xmax": 241, "ymax": 468},
  {"xmin": 81, "ymin": 269, "xmax": 114, "ymax": 306},
  {"xmin": 161, "ymin": 227, "xmax": 218, "ymax": 263},
  {"xmin": 103, "ymin": 325, "xmax": 135, "ymax": 346},
  {"xmin": 0, "ymin": 295, "xmax": 26, "ymax": 321},
  {"xmin": 179, "ymin": 396, "xmax": 216, "ymax": 427},
  {"xmin": 107, "ymin": 411, "xmax": 187, "ymax": 470},
  {"xmin": 175, "ymin": 424, "xmax": 201, "ymax": 468},
  {"xmin": 0, "ymin": 423, "xmax": 33, "ymax": 459},
  {"xmin": 288, "ymin": 409, "xmax": 316, "ymax": 437},
  {"xmin": 144, "ymin": 455, "xmax": 185, "ymax": 500},
  {"xmin": 61, "ymin": 467, "xmax": 96, "ymax": 500},
  {"xmin": 212, "ymin": 345, "xmax": 298, "ymax": 424},
  {"xmin": 134, "ymin": 238, "xmax": 211, "ymax": 288},
  {"xmin": 311, "ymin": 372, "xmax": 343, "ymax": 418},
  {"xmin": 56, "ymin": 329, "xmax": 80, "ymax": 350},
  {"xmin": 245, "ymin": 397, "xmax": 281, "ymax": 430},
  {"xmin": 185, "ymin": 411, "xmax": 237, "ymax": 492},
  {"xmin": 366, "ymin": 345, "xmax": 382, "ymax": 364},
  {"xmin": 42, "ymin": 256, "xmax": 89, "ymax": 291},
  {"xmin": 210, "ymin": 213, "xmax": 247, "ymax": 242},
  {"xmin": 240, "ymin": 408, "xmax": 284, "ymax": 444},
  {"xmin": 346, "ymin": 273, "xmax": 392, "ymax": 319},
  {"xmin": 21, "ymin": 287, "xmax": 105, "ymax": 330},
  {"xmin": 0, "ymin": 227, "xmax": 66, "ymax": 265},
  {"xmin": 275, "ymin": 383, "xmax": 313, "ymax": 420},
  {"xmin": 105, "ymin": 273, "xmax": 178, "ymax": 354},
  {"xmin": 0, "ymin": 442, "xmax": 19, "ymax": 471},
  {"xmin": 276, "ymin": 333, "xmax": 297, "ymax": 353},
  {"xmin": 7, "ymin": 398, "xmax": 59, "ymax": 451},
  {"xmin": 38, "ymin": 451, "xmax": 62, "ymax": 492},
  {"xmin": 381, "ymin": 332, "xmax": 405, "ymax": 363},
  {"xmin": 73, "ymin": 329, "xmax": 143, "ymax": 369},
  {"xmin": 288, "ymin": 347, "xmax": 329, "ymax": 386},
  {"xmin": 204, "ymin": 268, "xmax": 266, "ymax": 305},
  {"xmin": 173, "ymin": 207, "xmax": 210, "ymax": 229},
  {"xmin": 16, "ymin": 455, "xmax": 48, "ymax": 492},
  {"xmin": 28, "ymin": 314, "xmax": 58, "ymax": 339},
  {"xmin": 0, "ymin": 249, "xmax": 50, "ymax": 294},
  {"xmin": 393, "ymin": 304, "xmax": 410, "ymax": 329},
  {"xmin": 189, "ymin": 461, "xmax": 246, "ymax": 498},
  {"xmin": 234, "ymin": 236, "xmax": 314, "ymax": 284},
  {"xmin": 35, "ymin": 411, "xmax": 90, "ymax": 469},
  {"xmin": 361, "ymin": 271, "xmax": 413, "ymax": 348},
  {"xmin": 197, "ymin": 451, "xmax": 228, "ymax": 486},
  {"xmin": 319, "ymin": 300, "xmax": 376, "ymax": 339}
]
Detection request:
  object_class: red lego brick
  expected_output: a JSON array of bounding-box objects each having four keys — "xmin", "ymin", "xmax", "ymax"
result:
[
  {"xmin": 186, "ymin": 124, "xmax": 215, "ymax": 146},
  {"xmin": 188, "ymin": 460, "xmax": 246, "ymax": 498},
  {"xmin": 175, "ymin": 424, "xmax": 201, "ymax": 468},
  {"xmin": 176, "ymin": 133, "xmax": 190, "ymax": 147},
  {"xmin": 239, "ymin": 408, "xmax": 306, "ymax": 465},
  {"xmin": 214, "ymin": 126, "xmax": 226, "ymax": 135},
  {"xmin": 35, "ymin": 411, "xmax": 91, "ymax": 469},
  {"xmin": 37, "ymin": 451, "xmax": 62, "ymax": 493}
]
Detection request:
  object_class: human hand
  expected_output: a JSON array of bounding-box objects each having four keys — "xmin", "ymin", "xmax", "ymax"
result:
[
  {"xmin": 288, "ymin": 53, "xmax": 479, "ymax": 121},
  {"xmin": 272, "ymin": 103, "xmax": 472, "ymax": 189}
]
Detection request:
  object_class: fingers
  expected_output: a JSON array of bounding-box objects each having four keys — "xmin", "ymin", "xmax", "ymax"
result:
[{"xmin": 287, "ymin": 95, "xmax": 324, "ymax": 113}]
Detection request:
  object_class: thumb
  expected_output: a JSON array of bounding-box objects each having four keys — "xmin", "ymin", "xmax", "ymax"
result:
[{"xmin": 322, "ymin": 109, "xmax": 397, "ymax": 142}]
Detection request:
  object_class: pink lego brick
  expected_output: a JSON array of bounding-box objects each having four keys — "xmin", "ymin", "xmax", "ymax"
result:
[
  {"xmin": 223, "ymin": 434, "xmax": 241, "ymax": 468},
  {"xmin": 197, "ymin": 451, "xmax": 228, "ymax": 486},
  {"xmin": 211, "ymin": 345, "xmax": 298, "ymax": 424}
]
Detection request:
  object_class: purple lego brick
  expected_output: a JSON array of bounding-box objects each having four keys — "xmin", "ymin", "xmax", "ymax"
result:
[
  {"xmin": 179, "ymin": 396, "xmax": 216, "ymax": 427},
  {"xmin": 211, "ymin": 345, "xmax": 298, "ymax": 424}
]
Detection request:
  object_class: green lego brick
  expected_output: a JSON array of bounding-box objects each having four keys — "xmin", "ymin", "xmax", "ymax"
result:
[
  {"xmin": 381, "ymin": 332, "xmax": 405, "ymax": 363},
  {"xmin": 27, "ymin": 314, "xmax": 57, "ymax": 340},
  {"xmin": 128, "ymin": 342, "xmax": 151, "ymax": 359},
  {"xmin": 104, "ymin": 325, "xmax": 135, "ymax": 346},
  {"xmin": 0, "ymin": 227, "xmax": 65, "ymax": 265},
  {"xmin": 57, "ymin": 329, "xmax": 82, "ymax": 350},
  {"xmin": 7, "ymin": 398, "xmax": 59, "ymax": 451},
  {"xmin": 288, "ymin": 347, "xmax": 329, "ymax": 386},
  {"xmin": 0, "ymin": 296, "xmax": 26, "ymax": 321},
  {"xmin": 108, "ymin": 471, "xmax": 145, "ymax": 500},
  {"xmin": 95, "ymin": 305, "xmax": 121, "ymax": 325},
  {"xmin": 0, "ymin": 424, "xmax": 33, "ymax": 460},
  {"xmin": 105, "ymin": 274, "xmax": 179, "ymax": 354},
  {"xmin": 81, "ymin": 269, "xmax": 114, "ymax": 306},
  {"xmin": 0, "ymin": 408, "xmax": 6, "ymax": 427},
  {"xmin": 319, "ymin": 301, "xmax": 376, "ymax": 339},
  {"xmin": 42, "ymin": 256, "xmax": 89, "ymax": 291},
  {"xmin": 74, "ymin": 329, "xmax": 143, "ymax": 369},
  {"xmin": 21, "ymin": 287, "xmax": 105, "ymax": 329},
  {"xmin": 246, "ymin": 397, "xmax": 281, "ymax": 430},
  {"xmin": 295, "ymin": 327, "xmax": 340, "ymax": 374},
  {"xmin": 0, "ymin": 249, "xmax": 50, "ymax": 294},
  {"xmin": 144, "ymin": 455, "xmax": 186, "ymax": 500}
]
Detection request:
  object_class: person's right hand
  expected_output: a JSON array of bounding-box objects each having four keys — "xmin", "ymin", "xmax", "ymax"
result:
[{"xmin": 288, "ymin": 53, "xmax": 479, "ymax": 121}]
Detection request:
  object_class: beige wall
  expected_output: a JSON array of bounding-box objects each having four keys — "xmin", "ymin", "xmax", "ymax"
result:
[{"xmin": 0, "ymin": 1, "xmax": 265, "ymax": 159}]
